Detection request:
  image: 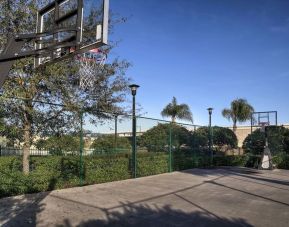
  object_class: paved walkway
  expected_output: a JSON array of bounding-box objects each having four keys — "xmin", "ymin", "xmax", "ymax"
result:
[{"xmin": 1, "ymin": 167, "xmax": 289, "ymax": 227}]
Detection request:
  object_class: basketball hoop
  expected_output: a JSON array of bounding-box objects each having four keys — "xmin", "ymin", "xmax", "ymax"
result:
[
  {"xmin": 77, "ymin": 48, "xmax": 107, "ymax": 91},
  {"xmin": 0, "ymin": 0, "xmax": 109, "ymax": 88}
]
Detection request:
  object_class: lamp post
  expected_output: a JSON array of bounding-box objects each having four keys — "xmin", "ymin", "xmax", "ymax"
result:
[
  {"xmin": 129, "ymin": 84, "xmax": 140, "ymax": 178},
  {"xmin": 207, "ymin": 107, "xmax": 213, "ymax": 166},
  {"xmin": 114, "ymin": 114, "xmax": 118, "ymax": 152}
]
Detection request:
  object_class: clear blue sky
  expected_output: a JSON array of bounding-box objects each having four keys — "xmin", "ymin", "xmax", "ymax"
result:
[{"xmin": 108, "ymin": 0, "xmax": 289, "ymax": 127}]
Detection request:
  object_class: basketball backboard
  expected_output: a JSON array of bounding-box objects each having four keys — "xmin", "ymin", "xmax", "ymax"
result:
[
  {"xmin": 34, "ymin": 0, "xmax": 109, "ymax": 67},
  {"xmin": 251, "ymin": 111, "xmax": 277, "ymax": 133}
]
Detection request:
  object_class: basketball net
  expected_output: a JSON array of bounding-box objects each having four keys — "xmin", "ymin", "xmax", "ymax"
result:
[{"xmin": 77, "ymin": 48, "xmax": 107, "ymax": 91}]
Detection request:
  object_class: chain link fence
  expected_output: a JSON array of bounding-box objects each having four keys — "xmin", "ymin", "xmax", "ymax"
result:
[{"xmin": 1, "ymin": 106, "xmax": 289, "ymax": 198}]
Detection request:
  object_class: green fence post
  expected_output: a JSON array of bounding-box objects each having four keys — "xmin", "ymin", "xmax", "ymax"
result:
[
  {"xmin": 207, "ymin": 108, "xmax": 213, "ymax": 167},
  {"xmin": 192, "ymin": 126, "xmax": 196, "ymax": 167},
  {"xmin": 169, "ymin": 124, "xmax": 172, "ymax": 172},
  {"xmin": 79, "ymin": 110, "xmax": 84, "ymax": 186},
  {"xmin": 114, "ymin": 114, "xmax": 118, "ymax": 152},
  {"xmin": 134, "ymin": 116, "xmax": 137, "ymax": 178},
  {"xmin": 132, "ymin": 101, "xmax": 137, "ymax": 178}
]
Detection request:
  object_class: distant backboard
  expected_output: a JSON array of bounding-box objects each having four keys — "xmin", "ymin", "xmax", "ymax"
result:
[
  {"xmin": 34, "ymin": 0, "xmax": 109, "ymax": 67},
  {"xmin": 251, "ymin": 111, "xmax": 277, "ymax": 133}
]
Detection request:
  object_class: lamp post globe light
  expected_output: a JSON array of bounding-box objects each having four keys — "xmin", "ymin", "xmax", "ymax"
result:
[
  {"xmin": 129, "ymin": 84, "xmax": 139, "ymax": 96},
  {"xmin": 207, "ymin": 108, "xmax": 213, "ymax": 166},
  {"xmin": 207, "ymin": 107, "xmax": 213, "ymax": 116},
  {"xmin": 129, "ymin": 84, "xmax": 140, "ymax": 178}
]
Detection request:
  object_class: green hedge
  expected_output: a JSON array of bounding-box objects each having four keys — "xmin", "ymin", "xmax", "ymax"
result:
[
  {"xmin": 173, "ymin": 152, "xmax": 211, "ymax": 170},
  {"xmin": 1, "ymin": 153, "xmax": 168, "ymax": 198},
  {"xmin": 271, "ymin": 153, "xmax": 289, "ymax": 169},
  {"xmin": 137, "ymin": 153, "xmax": 169, "ymax": 177},
  {"xmin": 203, "ymin": 154, "xmax": 287, "ymax": 169},
  {"xmin": 1, "ymin": 152, "xmax": 288, "ymax": 198},
  {"xmin": 213, "ymin": 155, "xmax": 249, "ymax": 167},
  {"xmin": 85, "ymin": 155, "xmax": 131, "ymax": 184}
]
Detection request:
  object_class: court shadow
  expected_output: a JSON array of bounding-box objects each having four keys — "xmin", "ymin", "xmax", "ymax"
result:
[
  {"xmin": 206, "ymin": 180, "xmax": 289, "ymax": 207},
  {"xmin": 0, "ymin": 178, "xmax": 57, "ymax": 227},
  {"xmin": 0, "ymin": 192, "xmax": 48, "ymax": 227},
  {"xmin": 57, "ymin": 203, "xmax": 253, "ymax": 227},
  {"xmin": 179, "ymin": 166, "xmax": 261, "ymax": 180},
  {"xmin": 181, "ymin": 168, "xmax": 227, "ymax": 177},
  {"xmin": 217, "ymin": 167, "xmax": 289, "ymax": 187}
]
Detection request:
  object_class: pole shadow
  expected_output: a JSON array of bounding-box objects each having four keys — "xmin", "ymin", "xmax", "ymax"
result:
[
  {"xmin": 0, "ymin": 178, "xmax": 57, "ymax": 227},
  {"xmin": 57, "ymin": 203, "xmax": 253, "ymax": 227}
]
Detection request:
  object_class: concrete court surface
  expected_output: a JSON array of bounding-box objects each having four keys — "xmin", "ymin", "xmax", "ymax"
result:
[{"xmin": 0, "ymin": 167, "xmax": 289, "ymax": 227}]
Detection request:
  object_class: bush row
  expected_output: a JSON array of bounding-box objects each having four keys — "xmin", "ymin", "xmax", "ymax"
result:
[
  {"xmin": 1, "ymin": 152, "xmax": 288, "ymax": 198},
  {"xmin": 0, "ymin": 153, "xmax": 170, "ymax": 198}
]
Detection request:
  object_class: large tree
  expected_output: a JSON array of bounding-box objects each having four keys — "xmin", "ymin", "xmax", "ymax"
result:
[
  {"xmin": 242, "ymin": 126, "xmax": 289, "ymax": 155},
  {"xmin": 139, "ymin": 123, "xmax": 192, "ymax": 152},
  {"xmin": 35, "ymin": 135, "xmax": 80, "ymax": 154},
  {"xmin": 192, "ymin": 126, "xmax": 238, "ymax": 150},
  {"xmin": 161, "ymin": 97, "xmax": 193, "ymax": 123},
  {"xmin": 0, "ymin": 0, "xmax": 131, "ymax": 174},
  {"xmin": 222, "ymin": 98, "xmax": 254, "ymax": 132},
  {"xmin": 90, "ymin": 134, "xmax": 131, "ymax": 153}
]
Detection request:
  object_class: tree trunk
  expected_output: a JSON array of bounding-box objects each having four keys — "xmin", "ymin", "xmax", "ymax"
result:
[
  {"xmin": 23, "ymin": 121, "xmax": 31, "ymax": 174},
  {"xmin": 233, "ymin": 120, "xmax": 237, "ymax": 133},
  {"xmin": 172, "ymin": 116, "xmax": 176, "ymax": 123},
  {"xmin": 22, "ymin": 100, "xmax": 33, "ymax": 175}
]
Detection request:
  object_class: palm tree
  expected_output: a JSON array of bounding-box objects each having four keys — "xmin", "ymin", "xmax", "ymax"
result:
[
  {"xmin": 161, "ymin": 97, "xmax": 193, "ymax": 123},
  {"xmin": 222, "ymin": 98, "xmax": 254, "ymax": 132}
]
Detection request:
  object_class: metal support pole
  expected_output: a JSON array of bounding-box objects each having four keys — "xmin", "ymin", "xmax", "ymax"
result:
[
  {"xmin": 207, "ymin": 108, "xmax": 213, "ymax": 166},
  {"xmin": 79, "ymin": 111, "xmax": 84, "ymax": 186},
  {"xmin": 114, "ymin": 114, "xmax": 117, "ymax": 152},
  {"xmin": 169, "ymin": 125, "xmax": 172, "ymax": 172},
  {"xmin": 132, "ymin": 95, "xmax": 137, "ymax": 178},
  {"xmin": 129, "ymin": 84, "xmax": 139, "ymax": 179},
  {"xmin": 265, "ymin": 126, "xmax": 268, "ymax": 147},
  {"xmin": 209, "ymin": 117, "xmax": 213, "ymax": 166}
]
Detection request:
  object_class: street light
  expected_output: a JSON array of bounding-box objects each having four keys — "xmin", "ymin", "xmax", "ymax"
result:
[
  {"xmin": 207, "ymin": 107, "xmax": 213, "ymax": 166},
  {"xmin": 129, "ymin": 84, "xmax": 140, "ymax": 178},
  {"xmin": 114, "ymin": 114, "xmax": 118, "ymax": 152}
]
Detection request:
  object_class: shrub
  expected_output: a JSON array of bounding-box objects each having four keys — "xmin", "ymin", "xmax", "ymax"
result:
[
  {"xmin": 172, "ymin": 150, "xmax": 209, "ymax": 170},
  {"xmin": 213, "ymin": 155, "xmax": 249, "ymax": 167},
  {"xmin": 138, "ymin": 123, "xmax": 192, "ymax": 152},
  {"xmin": 90, "ymin": 135, "xmax": 131, "ymax": 153},
  {"xmin": 35, "ymin": 135, "xmax": 80, "ymax": 154},
  {"xmin": 243, "ymin": 126, "xmax": 289, "ymax": 155},
  {"xmin": 0, "ymin": 153, "xmax": 168, "ymax": 198},
  {"xmin": 137, "ymin": 152, "xmax": 168, "ymax": 177},
  {"xmin": 273, "ymin": 153, "xmax": 289, "ymax": 169},
  {"xmin": 192, "ymin": 126, "xmax": 238, "ymax": 149},
  {"xmin": 84, "ymin": 155, "xmax": 131, "ymax": 184},
  {"xmin": 1, "ymin": 148, "xmax": 287, "ymax": 198}
]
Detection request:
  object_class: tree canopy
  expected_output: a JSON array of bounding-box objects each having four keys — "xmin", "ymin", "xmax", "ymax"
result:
[
  {"xmin": 192, "ymin": 126, "xmax": 238, "ymax": 149},
  {"xmin": 138, "ymin": 123, "xmax": 192, "ymax": 152},
  {"xmin": 222, "ymin": 98, "xmax": 254, "ymax": 132},
  {"xmin": 161, "ymin": 97, "xmax": 193, "ymax": 123},
  {"xmin": 0, "ymin": 0, "xmax": 131, "ymax": 173},
  {"xmin": 243, "ymin": 126, "xmax": 289, "ymax": 155},
  {"xmin": 90, "ymin": 134, "xmax": 131, "ymax": 153},
  {"xmin": 35, "ymin": 135, "xmax": 80, "ymax": 155}
]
